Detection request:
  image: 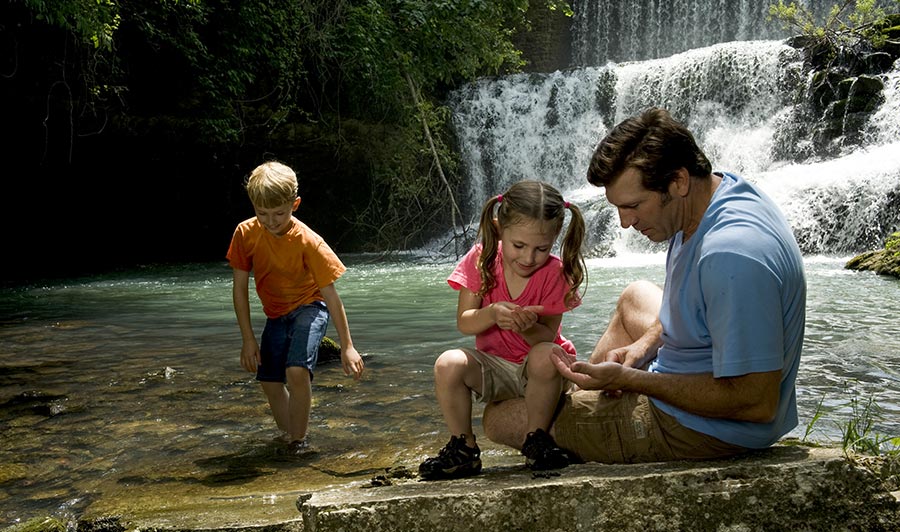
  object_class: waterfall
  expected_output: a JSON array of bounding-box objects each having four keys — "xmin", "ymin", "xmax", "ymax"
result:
[
  {"xmin": 447, "ymin": 37, "xmax": 900, "ymax": 255},
  {"xmin": 570, "ymin": 0, "xmax": 875, "ymax": 66}
]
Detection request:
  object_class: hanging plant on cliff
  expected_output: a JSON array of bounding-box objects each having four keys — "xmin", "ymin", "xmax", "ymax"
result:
[{"xmin": 768, "ymin": 0, "xmax": 899, "ymax": 57}]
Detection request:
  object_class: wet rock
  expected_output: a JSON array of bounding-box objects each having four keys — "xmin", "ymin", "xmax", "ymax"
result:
[
  {"xmin": 0, "ymin": 517, "xmax": 65, "ymax": 532},
  {"xmin": 846, "ymin": 232, "xmax": 900, "ymax": 278},
  {"xmin": 318, "ymin": 336, "xmax": 341, "ymax": 363}
]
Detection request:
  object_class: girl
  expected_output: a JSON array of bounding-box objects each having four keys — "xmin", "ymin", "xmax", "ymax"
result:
[{"xmin": 419, "ymin": 180, "xmax": 586, "ymax": 480}]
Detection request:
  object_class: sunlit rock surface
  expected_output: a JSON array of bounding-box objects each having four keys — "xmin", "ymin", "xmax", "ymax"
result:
[
  {"xmin": 7, "ymin": 444, "xmax": 899, "ymax": 532},
  {"xmin": 846, "ymin": 232, "xmax": 900, "ymax": 278}
]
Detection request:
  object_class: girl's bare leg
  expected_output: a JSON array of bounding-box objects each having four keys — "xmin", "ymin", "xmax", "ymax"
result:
[{"xmin": 433, "ymin": 349, "xmax": 483, "ymax": 447}]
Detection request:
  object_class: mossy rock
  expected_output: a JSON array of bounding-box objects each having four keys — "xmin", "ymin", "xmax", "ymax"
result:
[
  {"xmin": 846, "ymin": 231, "xmax": 900, "ymax": 278},
  {"xmin": 319, "ymin": 336, "xmax": 341, "ymax": 363},
  {"xmin": 0, "ymin": 517, "xmax": 66, "ymax": 532}
]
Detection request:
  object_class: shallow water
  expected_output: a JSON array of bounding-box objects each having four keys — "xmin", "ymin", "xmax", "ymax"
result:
[{"xmin": 0, "ymin": 254, "xmax": 898, "ymax": 525}]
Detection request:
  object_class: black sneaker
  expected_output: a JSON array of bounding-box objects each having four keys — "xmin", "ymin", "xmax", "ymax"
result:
[
  {"xmin": 418, "ymin": 434, "xmax": 482, "ymax": 480},
  {"xmin": 521, "ymin": 429, "xmax": 571, "ymax": 471}
]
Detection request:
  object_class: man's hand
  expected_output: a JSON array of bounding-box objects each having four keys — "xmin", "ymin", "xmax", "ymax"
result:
[{"xmin": 551, "ymin": 345, "xmax": 625, "ymax": 391}]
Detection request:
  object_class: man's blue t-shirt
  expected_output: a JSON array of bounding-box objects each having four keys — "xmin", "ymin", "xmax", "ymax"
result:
[{"xmin": 649, "ymin": 171, "xmax": 807, "ymax": 448}]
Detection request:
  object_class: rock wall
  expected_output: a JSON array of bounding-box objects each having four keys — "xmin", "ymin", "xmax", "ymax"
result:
[{"xmin": 512, "ymin": 5, "xmax": 573, "ymax": 72}]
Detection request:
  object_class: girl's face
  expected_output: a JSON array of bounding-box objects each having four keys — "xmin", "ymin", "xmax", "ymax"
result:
[
  {"xmin": 498, "ymin": 218, "xmax": 558, "ymax": 279},
  {"xmin": 254, "ymin": 197, "xmax": 300, "ymax": 236}
]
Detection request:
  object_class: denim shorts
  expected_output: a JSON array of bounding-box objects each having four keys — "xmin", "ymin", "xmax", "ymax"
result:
[{"xmin": 257, "ymin": 301, "xmax": 330, "ymax": 383}]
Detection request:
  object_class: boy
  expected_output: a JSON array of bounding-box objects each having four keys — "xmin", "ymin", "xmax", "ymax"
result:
[{"xmin": 227, "ymin": 161, "xmax": 364, "ymax": 453}]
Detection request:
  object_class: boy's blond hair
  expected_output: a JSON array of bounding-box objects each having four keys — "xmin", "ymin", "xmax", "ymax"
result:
[{"xmin": 245, "ymin": 161, "xmax": 298, "ymax": 208}]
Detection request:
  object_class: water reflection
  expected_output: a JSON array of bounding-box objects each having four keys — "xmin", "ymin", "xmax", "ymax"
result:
[{"xmin": 0, "ymin": 255, "xmax": 897, "ymax": 525}]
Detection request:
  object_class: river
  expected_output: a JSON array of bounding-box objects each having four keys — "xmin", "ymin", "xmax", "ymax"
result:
[{"xmin": 1, "ymin": 253, "xmax": 898, "ymax": 525}]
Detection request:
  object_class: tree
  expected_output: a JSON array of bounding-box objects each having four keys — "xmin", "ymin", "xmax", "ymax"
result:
[
  {"xmin": 329, "ymin": 0, "xmax": 533, "ymax": 252},
  {"xmin": 768, "ymin": 0, "xmax": 899, "ymax": 51},
  {"xmin": 3, "ymin": 0, "xmax": 572, "ymax": 264}
]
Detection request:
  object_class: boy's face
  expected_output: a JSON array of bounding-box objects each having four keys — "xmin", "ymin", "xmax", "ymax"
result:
[{"xmin": 254, "ymin": 197, "xmax": 300, "ymax": 236}]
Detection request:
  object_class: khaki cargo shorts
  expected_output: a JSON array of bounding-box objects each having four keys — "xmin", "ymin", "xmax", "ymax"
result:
[
  {"xmin": 461, "ymin": 347, "xmax": 574, "ymax": 405},
  {"xmin": 553, "ymin": 390, "xmax": 748, "ymax": 463},
  {"xmin": 460, "ymin": 347, "xmax": 527, "ymax": 404}
]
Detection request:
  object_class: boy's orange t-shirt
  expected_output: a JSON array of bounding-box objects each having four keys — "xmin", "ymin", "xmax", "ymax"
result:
[{"xmin": 226, "ymin": 217, "xmax": 346, "ymax": 319}]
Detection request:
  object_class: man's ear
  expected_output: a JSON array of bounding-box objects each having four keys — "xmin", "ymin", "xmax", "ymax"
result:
[
  {"xmin": 672, "ymin": 168, "xmax": 691, "ymax": 197},
  {"xmin": 292, "ymin": 197, "xmax": 302, "ymax": 211}
]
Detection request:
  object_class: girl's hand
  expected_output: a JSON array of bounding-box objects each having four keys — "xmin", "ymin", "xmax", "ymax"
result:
[
  {"xmin": 492, "ymin": 303, "xmax": 544, "ymax": 333},
  {"xmin": 509, "ymin": 304, "xmax": 543, "ymax": 332}
]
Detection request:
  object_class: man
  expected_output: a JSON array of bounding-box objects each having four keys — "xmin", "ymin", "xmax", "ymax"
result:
[{"xmin": 482, "ymin": 107, "xmax": 806, "ymax": 463}]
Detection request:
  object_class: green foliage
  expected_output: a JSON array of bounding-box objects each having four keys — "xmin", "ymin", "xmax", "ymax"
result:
[
  {"xmin": 125, "ymin": 0, "xmax": 310, "ymax": 143},
  {"xmin": 335, "ymin": 0, "xmax": 529, "ymax": 116},
  {"xmin": 886, "ymin": 231, "xmax": 900, "ymax": 255},
  {"xmin": 12, "ymin": 0, "xmax": 568, "ymax": 250},
  {"xmin": 325, "ymin": 0, "xmax": 542, "ymax": 247},
  {"xmin": 21, "ymin": 0, "xmax": 121, "ymax": 50},
  {"xmin": 546, "ymin": 0, "xmax": 574, "ymax": 17},
  {"xmin": 767, "ymin": 0, "xmax": 899, "ymax": 49},
  {"xmin": 802, "ymin": 382, "xmax": 900, "ymax": 456},
  {"xmin": 802, "ymin": 395, "xmax": 826, "ymax": 441}
]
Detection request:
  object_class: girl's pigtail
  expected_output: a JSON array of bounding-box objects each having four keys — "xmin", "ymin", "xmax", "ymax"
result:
[
  {"xmin": 561, "ymin": 202, "xmax": 587, "ymax": 308},
  {"xmin": 476, "ymin": 195, "xmax": 502, "ymax": 298}
]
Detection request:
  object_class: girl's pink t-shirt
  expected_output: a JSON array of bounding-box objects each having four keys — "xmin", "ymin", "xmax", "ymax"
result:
[{"xmin": 448, "ymin": 243, "xmax": 580, "ymax": 364}]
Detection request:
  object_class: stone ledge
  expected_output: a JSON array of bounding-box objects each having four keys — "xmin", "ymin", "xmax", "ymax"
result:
[
  {"xmin": 299, "ymin": 446, "xmax": 900, "ymax": 532},
  {"xmin": 9, "ymin": 445, "xmax": 899, "ymax": 532}
]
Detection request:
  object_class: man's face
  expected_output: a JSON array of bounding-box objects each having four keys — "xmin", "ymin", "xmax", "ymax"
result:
[{"xmin": 604, "ymin": 167, "xmax": 679, "ymax": 243}]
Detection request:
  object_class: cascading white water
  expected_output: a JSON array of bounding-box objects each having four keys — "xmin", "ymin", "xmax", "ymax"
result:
[
  {"xmin": 447, "ymin": 38, "xmax": 900, "ymax": 255},
  {"xmin": 570, "ymin": 0, "xmax": 872, "ymax": 66}
]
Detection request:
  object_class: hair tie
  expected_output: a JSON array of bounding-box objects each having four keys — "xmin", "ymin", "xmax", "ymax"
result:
[
  {"xmin": 497, "ymin": 194, "xmax": 503, "ymax": 203},
  {"xmin": 564, "ymin": 201, "xmax": 571, "ymax": 208}
]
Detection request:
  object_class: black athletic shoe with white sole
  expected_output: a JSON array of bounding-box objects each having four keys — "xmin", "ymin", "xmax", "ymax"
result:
[
  {"xmin": 418, "ymin": 434, "xmax": 482, "ymax": 480},
  {"xmin": 522, "ymin": 428, "xmax": 571, "ymax": 471}
]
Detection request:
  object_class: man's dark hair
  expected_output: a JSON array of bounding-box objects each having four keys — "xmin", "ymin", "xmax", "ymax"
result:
[{"xmin": 587, "ymin": 107, "xmax": 712, "ymax": 193}]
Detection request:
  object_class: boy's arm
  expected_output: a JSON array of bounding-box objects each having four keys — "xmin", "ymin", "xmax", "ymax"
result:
[
  {"xmin": 232, "ymin": 268, "xmax": 260, "ymax": 373},
  {"xmin": 319, "ymin": 283, "xmax": 364, "ymax": 380}
]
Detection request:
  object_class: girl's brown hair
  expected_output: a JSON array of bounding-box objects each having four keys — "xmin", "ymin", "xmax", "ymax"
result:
[{"xmin": 476, "ymin": 180, "xmax": 586, "ymax": 308}]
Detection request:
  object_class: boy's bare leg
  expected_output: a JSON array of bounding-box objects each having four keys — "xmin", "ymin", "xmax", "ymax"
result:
[
  {"xmin": 285, "ymin": 366, "xmax": 312, "ymax": 442},
  {"xmin": 260, "ymin": 381, "xmax": 291, "ymax": 435}
]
